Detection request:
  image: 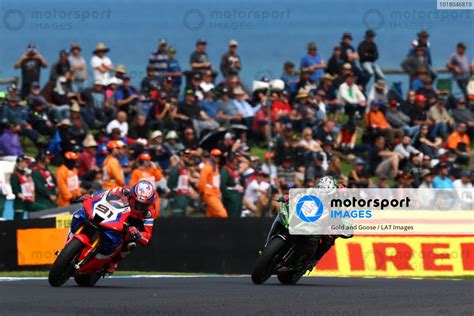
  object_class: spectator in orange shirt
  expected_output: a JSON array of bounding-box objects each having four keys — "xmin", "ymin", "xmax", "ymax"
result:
[
  {"xmin": 130, "ymin": 153, "xmax": 164, "ymax": 215},
  {"xmin": 198, "ymin": 149, "xmax": 228, "ymax": 218},
  {"xmin": 365, "ymin": 100, "xmax": 402, "ymax": 143},
  {"xmin": 447, "ymin": 122, "xmax": 471, "ymax": 164},
  {"xmin": 57, "ymin": 151, "xmax": 82, "ymax": 206},
  {"xmin": 102, "ymin": 140, "xmax": 126, "ymax": 190}
]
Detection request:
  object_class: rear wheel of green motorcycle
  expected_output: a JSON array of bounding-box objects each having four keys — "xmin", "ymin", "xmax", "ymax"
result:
[
  {"xmin": 48, "ymin": 238, "xmax": 84, "ymax": 287},
  {"xmin": 74, "ymin": 273, "xmax": 101, "ymax": 287},
  {"xmin": 277, "ymin": 270, "xmax": 304, "ymax": 285},
  {"xmin": 251, "ymin": 237, "xmax": 286, "ymax": 285}
]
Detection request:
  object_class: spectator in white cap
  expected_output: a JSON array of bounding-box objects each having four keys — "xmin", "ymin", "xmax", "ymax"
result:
[
  {"xmin": 149, "ymin": 130, "xmax": 173, "ymax": 171},
  {"xmin": 149, "ymin": 130, "xmax": 163, "ymax": 145},
  {"xmin": 51, "ymin": 76, "xmax": 74, "ymax": 121},
  {"xmin": 220, "ymin": 39, "xmax": 241, "ymax": 78},
  {"xmin": 165, "ymin": 130, "xmax": 184, "ymax": 154},
  {"xmin": 218, "ymin": 132, "xmax": 240, "ymax": 154},
  {"xmin": 104, "ymin": 77, "xmax": 120, "ymax": 110}
]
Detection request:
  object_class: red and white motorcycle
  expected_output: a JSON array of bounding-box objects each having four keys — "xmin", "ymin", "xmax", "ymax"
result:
[{"xmin": 49, "ymin": 190, "xmax": 133, "ymax": 287}]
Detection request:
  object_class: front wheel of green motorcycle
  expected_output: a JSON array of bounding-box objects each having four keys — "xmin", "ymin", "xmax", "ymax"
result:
[{"xmin": 251, "ymin": 237, "xmax": 286, "ymax": 285}]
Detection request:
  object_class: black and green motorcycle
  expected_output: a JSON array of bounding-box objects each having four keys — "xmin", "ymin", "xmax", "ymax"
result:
[
  {"xmin": 251, "ymin": 196, "xmax": 323, "ymax": 285},
  {"xmin": 252, "ymin": 176, "xmax": 353, "ymax": 285}
]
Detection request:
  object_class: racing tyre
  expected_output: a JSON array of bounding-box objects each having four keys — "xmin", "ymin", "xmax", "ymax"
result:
[
  {"xmin": 251, "ymin": 237, "xmax": 286, "ymax": 285},
  {"xmin": 277, "ymin": 270, "xmax": 304, "ymax": 285},
  {"xmin": 48, "ymin": 238, "xmax": 84, "ymax": 287},
  {"xmin": 74, "ymin": 273, "xmax": 101, "ymax": 287}
]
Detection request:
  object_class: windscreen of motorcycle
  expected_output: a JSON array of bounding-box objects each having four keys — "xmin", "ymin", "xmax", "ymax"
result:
[{"xmin": 92, "ymin": 191, "xmax": 131, "ymax": 223}]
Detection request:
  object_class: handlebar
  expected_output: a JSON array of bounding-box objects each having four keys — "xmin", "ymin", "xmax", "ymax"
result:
[{"xmin": 274, "ymin": 195, "xmax": 289, "ymax": 203}]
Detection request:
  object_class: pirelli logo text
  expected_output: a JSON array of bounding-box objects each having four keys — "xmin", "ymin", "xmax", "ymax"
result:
[{"xmin": 312, "ymin": 236, "xmax": 474, "ymax": 277}]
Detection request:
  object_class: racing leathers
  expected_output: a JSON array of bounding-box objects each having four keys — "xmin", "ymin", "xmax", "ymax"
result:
[
  {"xmin": 69, "ymin": 187, "xmax": 156, "ymax": 271},
  {"xmin": 282, "ymin": 195, "xmax": 352, "ymax": 271}
]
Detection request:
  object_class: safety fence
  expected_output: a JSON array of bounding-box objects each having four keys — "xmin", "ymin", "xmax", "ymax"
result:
[
  {"xmin": 1, "ymin": 218, "xmax": 473, "ymax": 277},
  {"xmin": 1, "ymin": 217, "xmax": 270, "ymax": 273}
]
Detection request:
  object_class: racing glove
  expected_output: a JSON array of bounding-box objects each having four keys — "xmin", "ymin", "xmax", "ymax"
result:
[{"xmin": 126, "ymin": 226, "xmax": 142, "ymax": 241}]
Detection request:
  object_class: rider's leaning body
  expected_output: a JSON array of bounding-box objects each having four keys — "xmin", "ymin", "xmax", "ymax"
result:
[
  {"xmin": 284, "ymin": 176, "xmax": 351, "ymax": 269},
  {"xmin": 69, "ymin": 179, "xmax": 157, "ymax": 272}
]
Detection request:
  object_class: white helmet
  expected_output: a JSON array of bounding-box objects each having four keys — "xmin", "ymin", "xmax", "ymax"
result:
[{"xmin": 316, "ymin": 176, "xmax": 339, "ymax": 190}]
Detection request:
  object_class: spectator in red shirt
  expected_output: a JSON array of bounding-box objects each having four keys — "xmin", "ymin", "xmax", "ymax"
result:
[
  {"xmin": 78, "ymin": 134, "xmax": 100, "ymax": 189},
  {"xmin": 254, "ymin": 103, "xmax": 278, "ymax": 142},
  {"xmin": 335, "ymin": 121, "xmax": 357, "ymax": 154},
  {"xmin": 271, "ymin": 90, "xmax": 292, "ymax": 119}
]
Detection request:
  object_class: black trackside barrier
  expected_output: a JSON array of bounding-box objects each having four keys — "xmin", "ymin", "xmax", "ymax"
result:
[
  {"xmin": 0, "ymin": 218, "xmax": 274, "ymax": 273},
  {"xmin": 0, "ymin": 219, "xmax": 56, "ymax": 270},
  {"xmin": 120, "ymin": 218, "xmax": 273, "ymax": 273}
]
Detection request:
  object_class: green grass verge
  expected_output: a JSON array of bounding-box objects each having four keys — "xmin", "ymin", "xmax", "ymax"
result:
[
  {"xmin": 249, "ymin": 146, "xmax": 267, "ymax": 160},
  {"xmin": 0, "ymin": 271, "xmax": 215, "ymax": 277}
]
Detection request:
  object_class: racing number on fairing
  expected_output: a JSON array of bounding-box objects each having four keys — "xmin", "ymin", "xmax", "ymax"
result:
[{"xmin": 96, "ymin": 204, "xmax": 114, "ymax": 219}]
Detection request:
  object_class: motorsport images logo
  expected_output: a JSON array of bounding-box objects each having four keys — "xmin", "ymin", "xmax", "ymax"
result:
[
  {"xmin": 289, "ymin": 188, "xmax": 474, "ymax": 236},
  {"xmin": 295, "ymin": 195, "xmax": 324, "ymax": 222},
  {"xmin": 296, "ymin": 193, "xmax": 411, "ymax": 222}
]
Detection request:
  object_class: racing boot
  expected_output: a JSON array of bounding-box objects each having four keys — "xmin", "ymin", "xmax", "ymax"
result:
[
  {"xmin": 105, "ymin": 262, "xmax": 118, "ymax": 274},
  {"xmin": 105, "ymin": 242, "xmax": 136, "ymax": 274}
]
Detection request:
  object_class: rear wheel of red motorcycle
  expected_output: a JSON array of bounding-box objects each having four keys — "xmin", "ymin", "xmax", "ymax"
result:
[
  {"xmin": 74, "ymin": 273, "xmax": 101, "ymax": 287},
  {"xmin": 48, "ymin": 238, "xmax": 84, "ymax": 287},
  {"xmin": 251, "ymin": 237, "xmax": 285, "ymax": 285}
]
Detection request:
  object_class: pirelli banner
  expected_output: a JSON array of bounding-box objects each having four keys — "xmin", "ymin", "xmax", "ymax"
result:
[{"xmin": 313, "ymin": 236, "xmax": 474, "ymax": 277}]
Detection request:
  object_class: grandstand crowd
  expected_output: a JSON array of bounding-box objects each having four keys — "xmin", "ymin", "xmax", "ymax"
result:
[{"xmin": 0, "ymin": 29, "xmax": 473, "ymax": 219}]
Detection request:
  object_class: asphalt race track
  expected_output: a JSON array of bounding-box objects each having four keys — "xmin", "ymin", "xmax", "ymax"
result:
[{"xmin": 0, "ymin": 276, "xmax": 473, "ymax": 315}]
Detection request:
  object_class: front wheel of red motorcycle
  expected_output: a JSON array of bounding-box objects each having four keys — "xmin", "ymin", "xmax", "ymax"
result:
[
  {"xmin": 48, "ymin": 238, "xmax": 84, "ymax": 287},
  {"xmin": 74, "ymin": 273, "xmax": 101, "ymax": 287}
]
